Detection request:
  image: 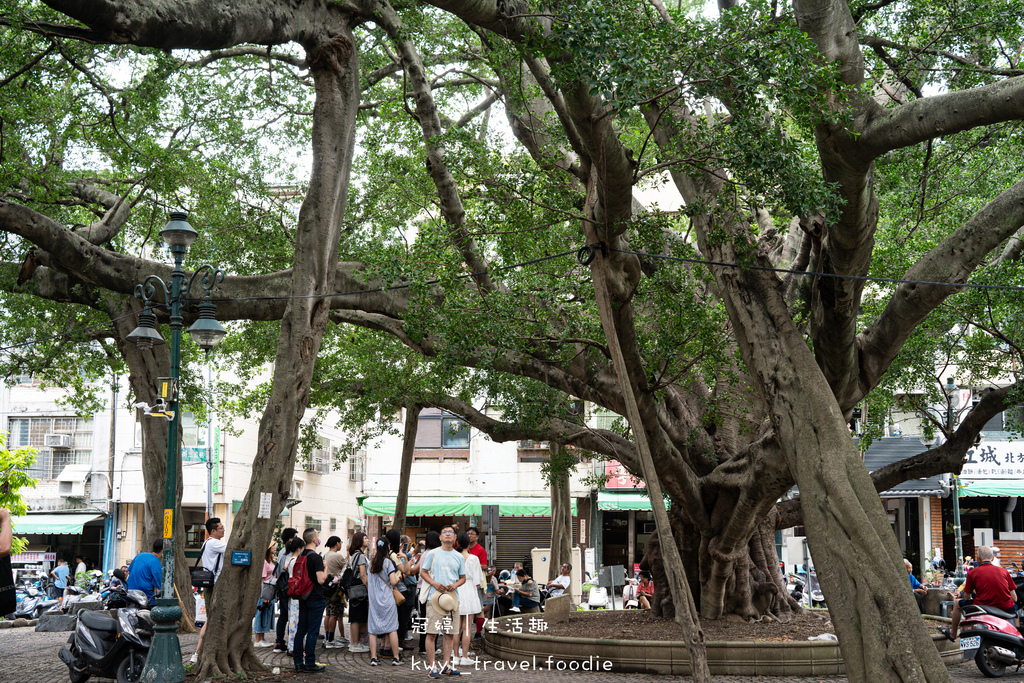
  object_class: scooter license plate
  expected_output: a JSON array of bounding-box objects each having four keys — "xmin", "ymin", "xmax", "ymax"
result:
[{"xmin": 959, "ymin": 636, "xmax": 980, "ymax": 651}]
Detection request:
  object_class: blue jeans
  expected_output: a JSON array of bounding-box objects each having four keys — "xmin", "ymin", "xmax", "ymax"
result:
[{"xmin": 293, "ymin": 598, "xmax": 326, "ymax": 667}]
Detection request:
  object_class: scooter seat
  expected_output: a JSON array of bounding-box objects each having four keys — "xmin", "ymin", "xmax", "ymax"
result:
[
  {"xmin": 972, "ymin": 605, "xmax": 1018, "ymax": 621},
  {"xmin": 79, "ymin": 610, "xmax": 119, "ymax": 632}
]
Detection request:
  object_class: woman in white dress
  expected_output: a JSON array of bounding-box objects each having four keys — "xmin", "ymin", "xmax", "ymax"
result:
[{"xmin": 455, "ymin": 532, "xmax": 483, "ymax": 666}]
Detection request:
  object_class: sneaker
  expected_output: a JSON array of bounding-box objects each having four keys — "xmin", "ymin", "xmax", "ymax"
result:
[
  {"xmin": 508, "ymin": 607, "xmax": 520, "ymax": 613},
  {"xmin": 254, "ymin": 641, "xmax": 273, "ymax": 648},
  {"xmin": 428, "ymin": 666, "xmax": 441, "ymax": 679},
  {"xmin": 273, "ymin": 647, "xmax": 286, "ymax": 654},
  {"xmin": 303, "ymin": 664, "xmax": 327, "ymax": 673},
  {"xmin": 324, "ymin": 641, "xmax": 338, "ymax": 649},
  {"xmin": 392, "ymin": 657, "xmax": 404, "ymax": 666},
  {"xmin": 370, "ymin": 658, "xmax": 379, "ymax": 666},
  {"xmin": 350, "ymin": 643, "xmax": 370, "ymax": 653},
  {"xmin": 440, "ymin": 664, "xmax": 462, "ymax": 676},
  {"xmin": 338, "ymin": 637, "xmax": 350, "ymax": 644}
]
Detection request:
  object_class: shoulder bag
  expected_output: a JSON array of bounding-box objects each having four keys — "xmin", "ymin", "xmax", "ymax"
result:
[
  {"xmin": 345, "ymin": 552, "xmax": 368, "ymax": 602},
  {"xmin": 376, "ymin": 569, "xmax": 405, "ymax": 606},
  {"xmin": 191, "ymin": 541, "xmax": 221, "ymax": 589}
]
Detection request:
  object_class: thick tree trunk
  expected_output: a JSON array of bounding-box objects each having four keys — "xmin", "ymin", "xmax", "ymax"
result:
[
  {"xmin": 107, "ymin": 297, "xmax": 196, "ymax": 630},
  {"xmin": 586, "ymin": 229, "xmax": 711, "ymax": 682},
  {"xmin": 688, "ymin": 202, "xmax": 950, "ymax": 682},
  {"xmin": 392, "ymin": 402, "xmax": 421, "ymax": 533},
  {"xmin": 548, "ymin": 443, "xmax": 572, "ymax": 575},
  {"xmin": 194, "ymin": 22, "xmax": 361, "ymax": 678}
]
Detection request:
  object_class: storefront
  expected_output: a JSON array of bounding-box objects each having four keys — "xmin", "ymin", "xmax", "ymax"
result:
[
  {"xmin": 359, "ymin": 496, "xmax": 578, "ymax": 572},
  {"xmin": 9, "ymin": 512, "xmax": 108, "ymax": 576},
  {"xmin": 594, "ymin": 461, "xmax": 669, "ymax": 577}
]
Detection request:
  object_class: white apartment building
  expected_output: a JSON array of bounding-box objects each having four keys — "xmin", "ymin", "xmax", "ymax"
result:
[{"xmin": 1, "ymin": 373, "xmax": 362, "ymax": 575}]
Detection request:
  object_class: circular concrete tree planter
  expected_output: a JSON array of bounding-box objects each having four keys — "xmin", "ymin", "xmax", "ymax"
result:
[{"xmin": 484, "ymin": 613, "xmax": 962, "ymax": 676}]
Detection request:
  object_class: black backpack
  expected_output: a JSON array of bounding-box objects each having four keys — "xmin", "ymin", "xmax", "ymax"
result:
[{"xmin": 275, "ymin": 561, "xmax": 291, "ymax": 601}]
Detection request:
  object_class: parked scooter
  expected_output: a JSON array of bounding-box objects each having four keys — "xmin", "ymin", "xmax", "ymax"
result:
[
  {"xmin": 804, "ymin": 565, "xmax": 826, "ymax": 608},
  {"xmin": 14, "ymin": 584, "xmax": 60, "ymax": 619},
  {"xmin": 958, "ymin": 603, "xmax": 1024, "ymax": 678},
  {"xmin": 786, "ymin": 572, "xmax": 805, "ymax": 604},
  {"xmin": 62, "ymin": 585, "xmax": 87, "ymax": 612},
  {"xmin": 58, "ymin": 589, "xmax": 153, "ymax": 683}
]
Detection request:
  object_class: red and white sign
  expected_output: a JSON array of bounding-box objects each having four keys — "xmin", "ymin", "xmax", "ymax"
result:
[
  {"xmin": 604, "ymin": 461, "xmax": 645, "ymax": 489},
  {"xmin": 962, "ymin": 443, "xmax": 1024, "ymax": 480},
  {"xmin": 10, "ymin": 551, "xmax": 56, "ymax": 563}
]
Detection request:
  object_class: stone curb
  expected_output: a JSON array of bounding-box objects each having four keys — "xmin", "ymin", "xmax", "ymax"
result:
[{"xmin": 484, "ymin": 612, "xmax": 961, "ymax": 676}]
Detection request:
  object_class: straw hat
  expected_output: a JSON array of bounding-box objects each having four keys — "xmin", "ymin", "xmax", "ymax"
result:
[{"xmin": 430, "ymin": 590, "xmax": 458, "ymax": 613}]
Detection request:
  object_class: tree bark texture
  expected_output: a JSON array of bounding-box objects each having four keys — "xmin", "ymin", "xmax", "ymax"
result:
[
  {"xmin": 547, "ymin": 443, "xmax": 572, "ymax": 575},
  {"xmin": 584, "ymin": 207, "xmax": 710, "ymax": 682},
  {"xmin": 194, "ymin": 20, "xmax": 361, "ymax": 678},
  {"xmin": 685, "ymin": 197, "xmax": 949, "ymax": 681},
  {"xmin": 392, "ymin": 402, "xmax": 422, "ymax": 534}
]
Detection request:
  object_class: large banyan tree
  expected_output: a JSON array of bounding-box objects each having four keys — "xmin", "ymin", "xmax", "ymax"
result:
[{"xmin": 2, "ymin": 0, "xmax": 1023, "ymax": 680}]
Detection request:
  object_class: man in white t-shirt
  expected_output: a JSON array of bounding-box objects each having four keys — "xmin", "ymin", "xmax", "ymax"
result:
[
  {"xmin": 546, "ymin": 563, "xmax": 571, "ymax": 597},
  {"xmin": 190, "ymin": 517, "xmax": 227, "ymax": 665}
]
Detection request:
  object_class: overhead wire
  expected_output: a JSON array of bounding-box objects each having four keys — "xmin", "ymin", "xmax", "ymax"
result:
[{"xmin": 3, "ymin": 242, "xmax": 1023, "ymax": 354}]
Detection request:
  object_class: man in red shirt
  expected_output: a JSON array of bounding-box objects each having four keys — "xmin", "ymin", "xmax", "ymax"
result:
[
  {"xmin": 465, "ymin": 527, "xmax": 489, "ymax": 639},
  {"xmin": 466, "ymin": 527, "xmax": 487, "ymax": 567},
  {"xmin": 940, "ymin": 545, "xmax": 1018, "ymax": 641}
]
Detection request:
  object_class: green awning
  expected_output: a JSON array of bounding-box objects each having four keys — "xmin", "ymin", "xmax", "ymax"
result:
[
  {"xmin": 360, "ymin": 496, "xmax": 575, "ymax": 517},
  {"xmin": 597, "ymin": 491, "xmax": 670, "ymax": 511},
  {"xmin": 11, "ymin": 513, "xmax": 103, "ymax": 535},
  {"xmin": 959, "ymin": 481, "xmax": 1024, "ymax": 497}
]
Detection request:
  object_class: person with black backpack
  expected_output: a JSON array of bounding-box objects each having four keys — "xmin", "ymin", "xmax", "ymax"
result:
[
  {"xmin": 291, "ymin": 528, "xmax": 327, "ymax": 673},
  {"xmin": 273, "ymin": 528, "xmax": 299, "ymax": 653},
  {"xmin": 342, "ymin": 532, "xmax": 368, "ymax": 652}
]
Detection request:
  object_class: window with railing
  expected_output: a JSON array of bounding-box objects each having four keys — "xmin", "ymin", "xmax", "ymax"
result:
[
  {"xmin": 305, "ymin": 436, "xmax": 331, "ymax": 474},
  {"xmin": 593, "ymin": 410, "xmax": 624, "ymax": 431},
  {"xmin": 349, "ymin": 448, "xmax": 366, "ymax": 482},
  {"xmin": 518, "ymin": 439, "xmax": 550, "ymax": 462},
  {"xmin": 8, "ymin": 416, "xmax": 92, "ymax": 479}
]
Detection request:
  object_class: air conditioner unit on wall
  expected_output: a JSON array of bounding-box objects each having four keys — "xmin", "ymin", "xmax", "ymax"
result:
[
  {"xmin": 44, "ymin": 433, "xmax": 73, "ymax": 448},
  {"xmin": 58, "ymin": 480, "xmax": 85, "ymax": 497}
]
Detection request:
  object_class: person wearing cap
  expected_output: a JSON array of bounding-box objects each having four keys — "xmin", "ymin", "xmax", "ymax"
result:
[{"xmin": 421, "ymin": 525, "xmax": 466, "ymax": 677}]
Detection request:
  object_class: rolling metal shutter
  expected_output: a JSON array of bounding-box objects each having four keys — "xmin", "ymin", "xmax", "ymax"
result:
[{"xmin": 493, "ymin": 515, "xmax": 578, "ymax": 573}]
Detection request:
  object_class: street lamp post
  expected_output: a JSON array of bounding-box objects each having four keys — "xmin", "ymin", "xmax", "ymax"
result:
[
  {"xmin": 941, "ymin": 378, "xmax": 966, "ymax": 580},
  {"xmin": 125, "ymin": 212, "xmax": 227, "ymax": 683}
]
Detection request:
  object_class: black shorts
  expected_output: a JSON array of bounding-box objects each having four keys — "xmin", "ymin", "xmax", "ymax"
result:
[
  {"xmin": 349, "ymin": 598, "xmax": 368, "ymax": 624},
  {"xmin": 958, "ymin": 598, "xmax": 974, "ymax": 609}
]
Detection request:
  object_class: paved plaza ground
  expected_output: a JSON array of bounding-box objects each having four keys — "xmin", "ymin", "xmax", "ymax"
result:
[{"xmin": 1, "ymin": 626, "xmax": 1019, "ymax": 683}]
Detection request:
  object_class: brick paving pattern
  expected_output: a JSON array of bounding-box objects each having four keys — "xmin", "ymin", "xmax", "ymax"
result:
[{"xmin": 1, "ymin": 625, "xmax": 1017, "ymax": 682}]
